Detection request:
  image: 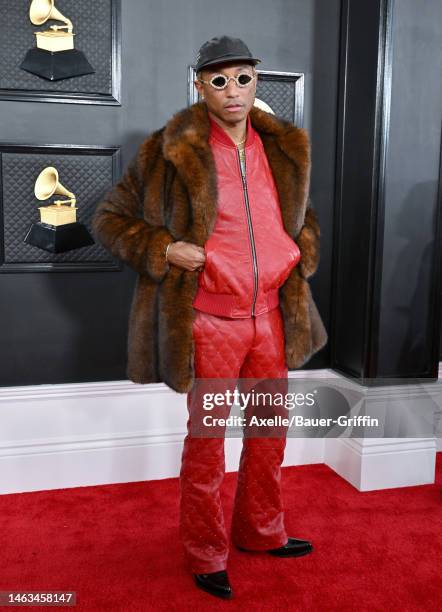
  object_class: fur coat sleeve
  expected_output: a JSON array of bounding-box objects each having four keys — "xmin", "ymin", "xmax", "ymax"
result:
[{"xmin": 91, "ymin": 129, "xmax": 174, "ymax": 283}]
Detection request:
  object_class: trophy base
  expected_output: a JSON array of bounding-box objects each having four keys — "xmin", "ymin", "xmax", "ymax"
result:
[
  {"xmin": 20, "ymin": 48, "xmax": 95, "ymax": 81},
  {"xmin": 24, "ymin": 221, "xmax": 95, "ymax": 253}
]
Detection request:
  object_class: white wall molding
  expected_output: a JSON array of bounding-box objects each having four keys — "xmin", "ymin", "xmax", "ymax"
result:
[
  {"xmin": 0, "ymin": 371, "xmax": 332, "ymax": 494},
  {"xmin": 0, "ymin": 367, "xmax": 439, "ymax": 494},
  {"xmin": 438, "ymin": 362, "xmax": 442, "ymax": 451},
  {"xmin": 0, "ymin": 380, "xmax": 171, "ymax": 400},
  {"xmin": 324, "ymin": 437, "xmax": 437, "ymax": 491}
]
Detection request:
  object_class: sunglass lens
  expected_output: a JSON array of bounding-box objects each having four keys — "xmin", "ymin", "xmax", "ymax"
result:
[
  {"xmin": 211, "ymin": 75, "xmax": 227, "ymax": 88},
  {"xmin": 237, "ymin": 73, "xmax": 253, "ymax": 86}
]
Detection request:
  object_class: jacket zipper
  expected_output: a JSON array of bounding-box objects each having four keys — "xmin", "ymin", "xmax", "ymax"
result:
[{"xmin": 236, "ymin": 147, "xmax": 258, "ymax": 317}]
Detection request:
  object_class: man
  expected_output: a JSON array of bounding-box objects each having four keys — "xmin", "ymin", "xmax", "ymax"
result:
[{"xmin": 92, "ymin": 36, "xmax": 327, "ymax": 600}]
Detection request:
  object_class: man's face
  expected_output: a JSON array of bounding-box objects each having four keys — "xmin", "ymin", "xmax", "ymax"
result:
[{"xmin": 195, "ymin": 61, "xmax": 257, "ymax": 125}]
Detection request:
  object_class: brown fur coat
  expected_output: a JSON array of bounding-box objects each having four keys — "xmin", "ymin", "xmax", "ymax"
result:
[{"xmin": 92, "ymin": 101, "xmax": 328, "ymax": 393}]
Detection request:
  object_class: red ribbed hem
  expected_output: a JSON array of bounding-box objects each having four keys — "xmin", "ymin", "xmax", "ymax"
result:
[
  {"xmin": 264, "ymin": 287, "xmax": 280, "ymax": 312},
  {"xmin": 192, "ymin": 286, "xmax": 279, "ymax": 318}
]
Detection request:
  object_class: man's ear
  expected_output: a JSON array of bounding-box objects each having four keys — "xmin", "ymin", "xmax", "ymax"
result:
[
  {"xmin": 195, "ymin": 82, "xmax": 204, "ymax": 99},
  {"xmin": 194, "ymin": 77, "xmax": 203, "ymax": 95}
]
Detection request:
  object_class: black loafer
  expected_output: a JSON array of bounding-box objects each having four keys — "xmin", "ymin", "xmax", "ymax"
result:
[
  {"xmin": 236, "ymin": 536, "xmax": 313, "ymax": 557},
  {"xmin": 268, "ymin": 537, "xmax": 313, "ymax": 557},
  {"xmin": 194, "ymin": 570, "xmax": 233, "ymax": 599}
]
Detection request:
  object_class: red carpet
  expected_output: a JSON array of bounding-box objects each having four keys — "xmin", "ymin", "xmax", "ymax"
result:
[{"xmin": 1, "ymin": 453, "xmax": 441, "ymax": 611}]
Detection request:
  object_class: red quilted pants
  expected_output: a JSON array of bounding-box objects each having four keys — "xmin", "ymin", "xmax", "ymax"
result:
[{"xmin": 179, "ymin": 305, "xmax": 289, "ymax": 573}]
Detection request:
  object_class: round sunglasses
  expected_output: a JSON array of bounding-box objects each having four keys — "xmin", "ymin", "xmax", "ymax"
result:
[{"xmin": 197, "ymin": 72, "xmax": 257, "ymax": 90}]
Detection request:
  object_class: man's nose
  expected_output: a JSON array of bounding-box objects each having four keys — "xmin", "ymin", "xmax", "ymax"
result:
[{"xmin": 225, "ymin": 78, "xmax": 239, "ymax": 96}]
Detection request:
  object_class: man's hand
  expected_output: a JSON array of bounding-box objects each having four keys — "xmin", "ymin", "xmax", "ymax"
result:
[{"xmin": 167, "ymin": 241, "xmax": 206, "ymax": 272}]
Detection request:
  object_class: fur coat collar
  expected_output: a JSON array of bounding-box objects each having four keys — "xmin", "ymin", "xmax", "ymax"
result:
[{"xmin": 161, "ymin": 101, "xmax": 311, "ymax": 244}]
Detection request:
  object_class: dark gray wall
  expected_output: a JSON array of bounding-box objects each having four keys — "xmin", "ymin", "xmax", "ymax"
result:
[
  {"xmin": 378, "ymin": 0, "xmax": 442, "ymax": 373},
  {"xmin": 327, "ymin": 0, "xmax": 442, "ymax": 380},
  {"xmin": 0, "ymin": 0, "xmax": 339, "ymax": 385}
]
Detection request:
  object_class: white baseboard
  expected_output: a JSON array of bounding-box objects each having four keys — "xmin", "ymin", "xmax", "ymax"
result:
[
  {"xmin": 0, "ymin": 373, "xmax": 330, "ymax": 495},
  {"xmin": 0, "ymin": 367, "xmax": 439, "ymax": 495},
  {"xmin": 324, "ymin": 437, "xmax": 437, "ymax": 491}
]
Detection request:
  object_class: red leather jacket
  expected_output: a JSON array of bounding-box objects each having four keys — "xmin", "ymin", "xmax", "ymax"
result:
[{"xmin": 192, "ymin": 113, "xmax": 301, "ymax": 318}]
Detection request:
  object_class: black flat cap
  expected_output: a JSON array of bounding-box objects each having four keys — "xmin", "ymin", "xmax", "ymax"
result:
[{"xmin": 195, "ymin": 35, "xmax": 261, "ymax": 72}]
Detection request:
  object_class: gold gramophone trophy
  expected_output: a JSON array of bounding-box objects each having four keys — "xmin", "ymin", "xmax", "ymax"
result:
[
  {"xmin": 20, "ymin": 0, "xmax": 94, "ymax": 81},
  {"xmin": 24, "ymin": 166, "xmax": 94, "ymax": 253}
]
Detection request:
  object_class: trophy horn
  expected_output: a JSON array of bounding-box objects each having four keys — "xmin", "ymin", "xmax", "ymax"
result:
[
  {"xmin": 34, "ymin": 166, "xmax": 76, "ymax": 206},
  {"xmin": 254, "ymin": 97, "xmax": 275, "ymax": 115},
  {"xmin": 29, "ymin": 0, "xmax": 73, "ymax": 32}
]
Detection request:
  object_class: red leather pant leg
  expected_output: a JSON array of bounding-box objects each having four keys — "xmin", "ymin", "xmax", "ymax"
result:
[
  {"xmin": 179, "ymin": 310, "xmax": 254, "ymax": 574},
  {"xmin": 231, "ymin": 305, "xmax": 289, "ymax": 550},
  {"xmin": 179, "ymin": 305, "xmax": 289, "ymax": 572}
]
